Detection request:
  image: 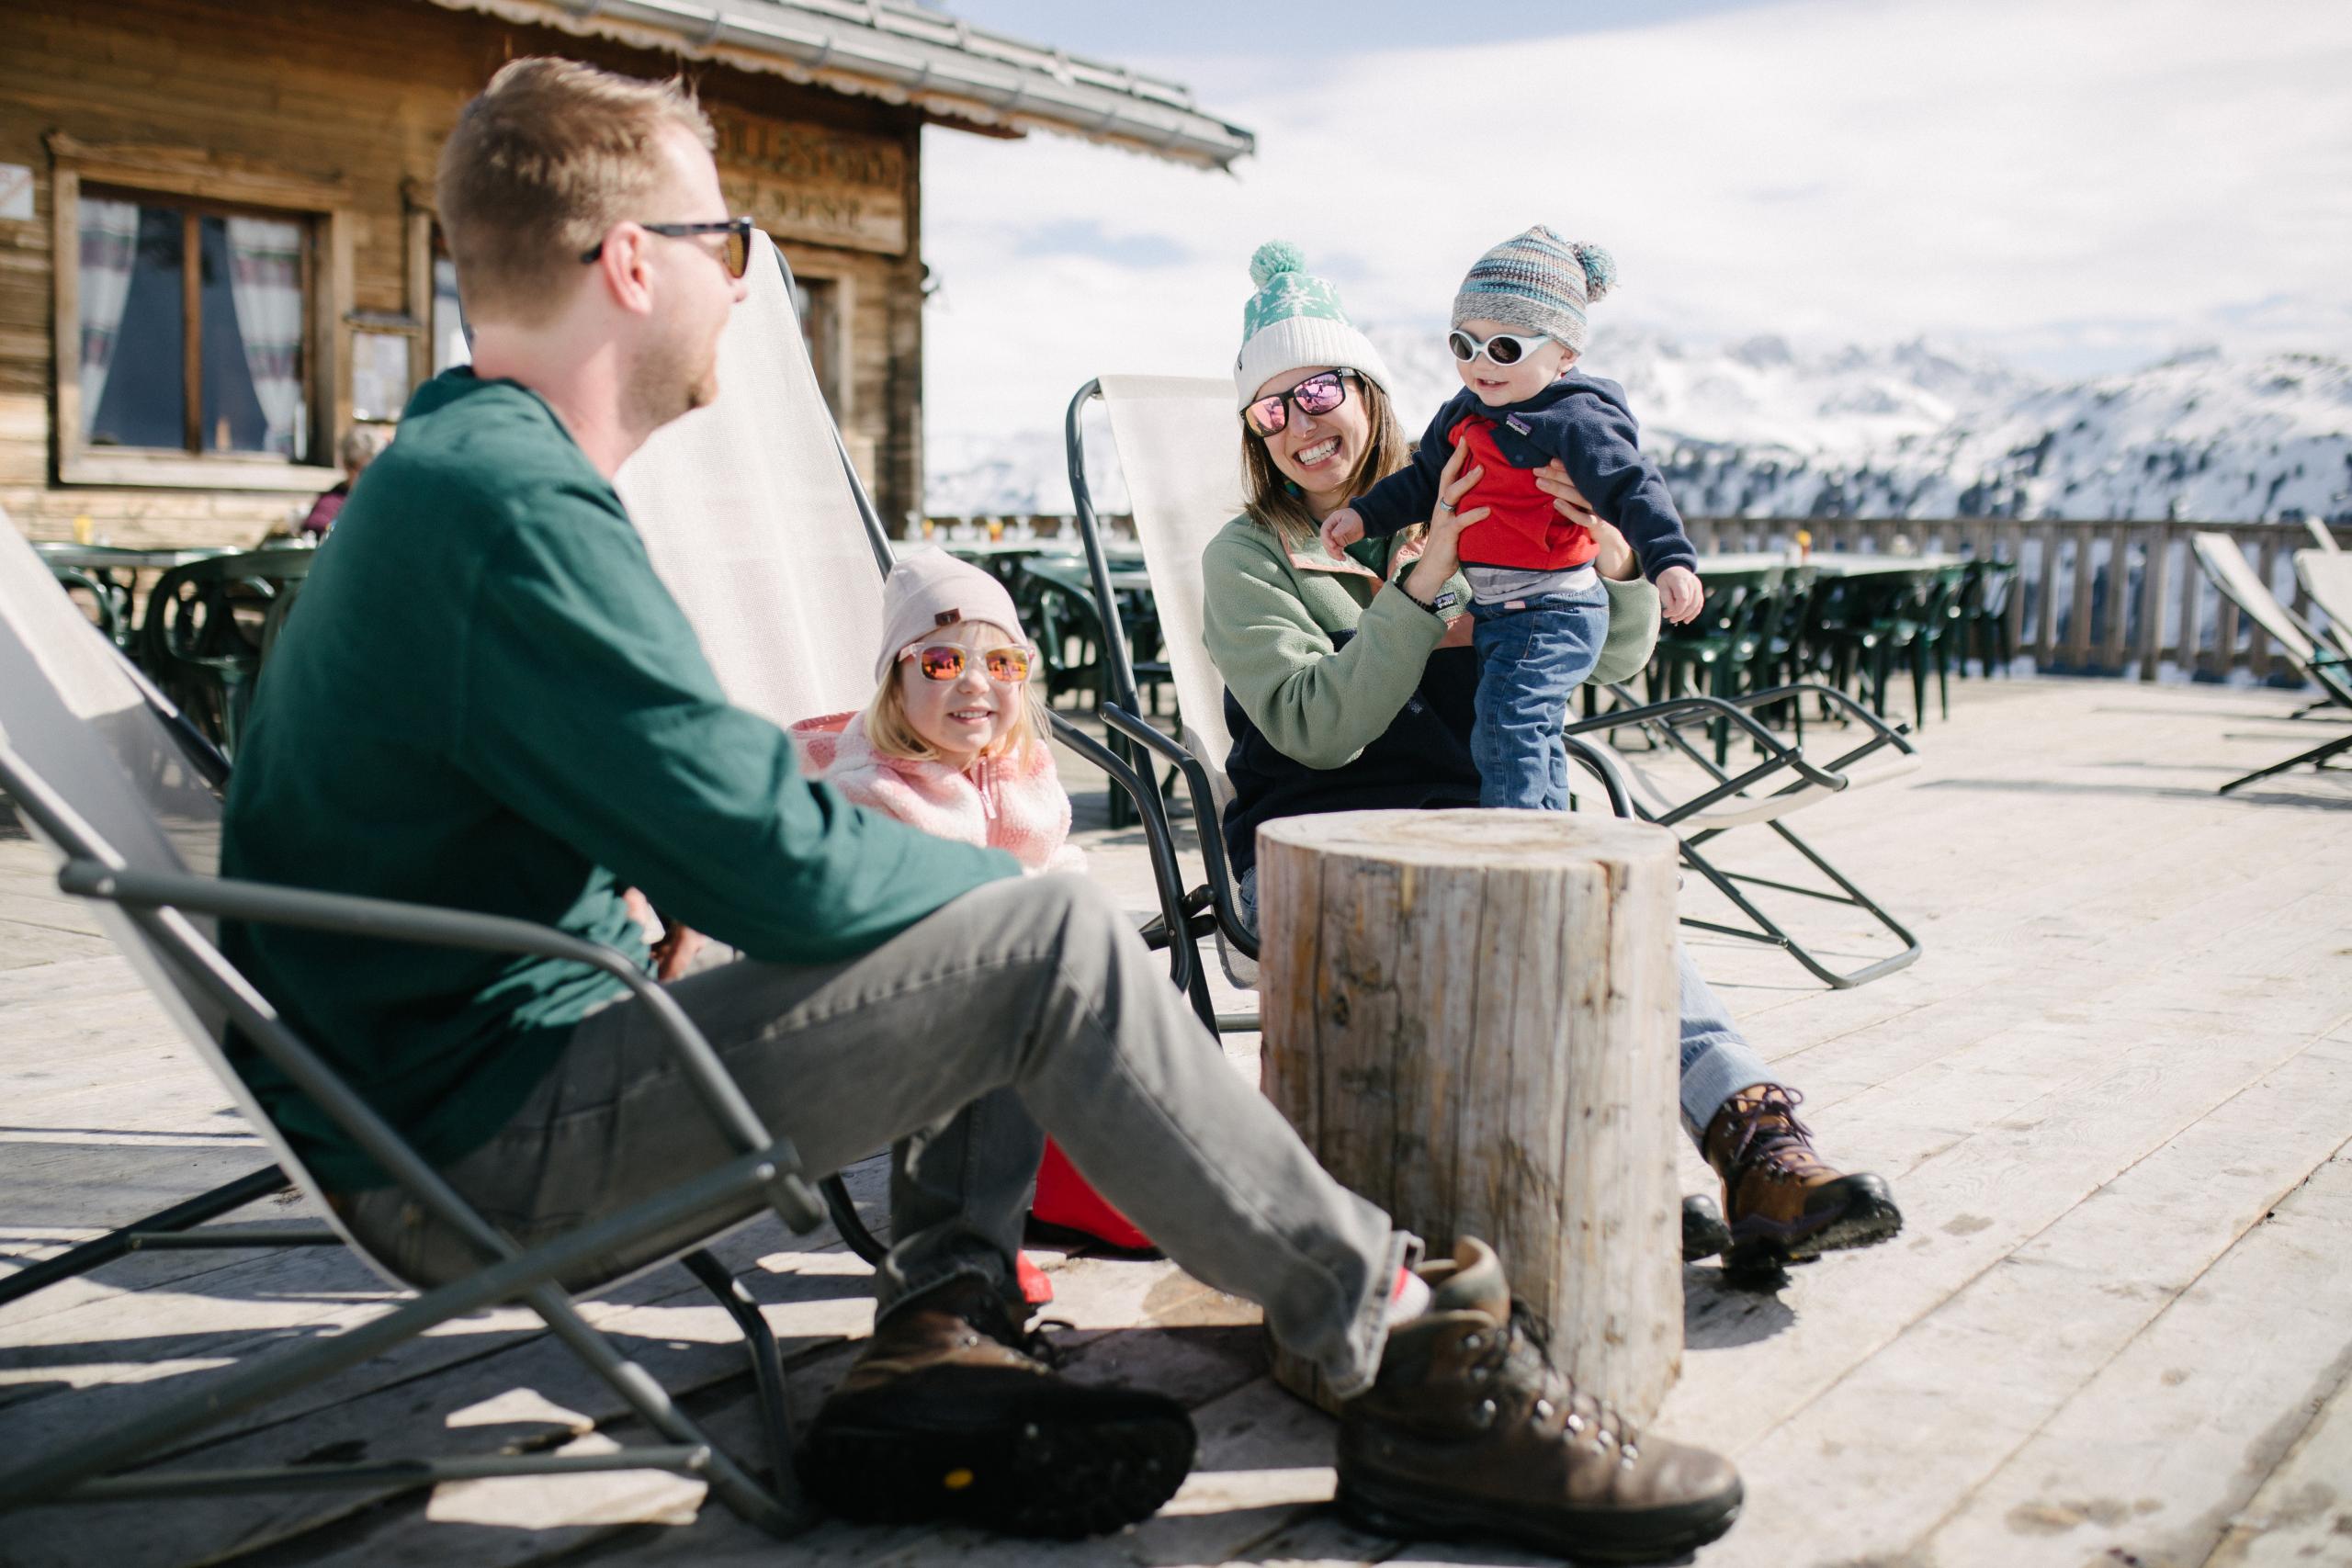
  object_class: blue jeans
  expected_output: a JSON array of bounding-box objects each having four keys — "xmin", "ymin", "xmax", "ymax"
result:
[
  {"xmin": 1237, "ymin": 868, "xmax": 1774, "ymax": 1145},
  {"xmin": 1468, "ymin": 584, "xmax": 1611, "ymax": 812}
]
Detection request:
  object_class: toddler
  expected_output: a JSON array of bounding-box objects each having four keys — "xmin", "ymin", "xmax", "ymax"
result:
[{"xmin": 1319, "ymin": 225, "xmax": 1703, "ymax": 810}]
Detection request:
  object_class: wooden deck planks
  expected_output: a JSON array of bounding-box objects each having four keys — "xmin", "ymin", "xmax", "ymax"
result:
[
  {"xmin": 1924, "ymin": 1152, "xmax": 2352, "ymax": 1568},
  {"xmin": 0, "ymin": 678, "xmax": 2346, "ymax": 1567}
]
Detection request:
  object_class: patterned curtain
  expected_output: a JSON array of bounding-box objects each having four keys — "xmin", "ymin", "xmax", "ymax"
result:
[
  {"xmin": 224, "ymin": 217, "xmax": 306, "ymax": 457},
  {"xmin": 76, "ymin": 198, "xmax": 139, "ymax": 438}
]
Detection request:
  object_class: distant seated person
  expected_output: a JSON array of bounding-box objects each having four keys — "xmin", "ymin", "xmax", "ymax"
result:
[{"xmin": 299, "ymin": 425, "xmax": 392, "ymax": 538}]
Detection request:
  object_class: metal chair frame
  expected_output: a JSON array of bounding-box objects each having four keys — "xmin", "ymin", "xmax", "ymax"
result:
[
  {"xmin": 1063, "ymin": 380, "xmax": 1260, "ymax": 1032},
  {"xmin": 1569, "ymin": 684, "xmax": 1926, "ymax": 989},
  {"xmin": 0, "ymin": 729, "xmax": 826, "ymax": 1529},
  {"xmin": 138, "ymin": 548, "xmax": 316, "ymax": 757}
]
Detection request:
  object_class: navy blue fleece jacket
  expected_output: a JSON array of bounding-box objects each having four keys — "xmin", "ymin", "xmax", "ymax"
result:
[{"xmin": 1351, "ymin": 371, "xmax": 1699, "ymax": 581}]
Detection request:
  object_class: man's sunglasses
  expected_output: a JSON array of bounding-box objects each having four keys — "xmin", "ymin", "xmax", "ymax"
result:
[
  {"xmin": 901, "ymin": 643, "xmax": 1035, "ymax": 683},
  {"xmin": 580, "ymin": 217, "xmax": 755, "ymax": 279},
  {"xmin": 1242, "ymin": 368, "xmax": 1362, "ymax": 438},
  {"xmin": 1447, "ymin": 329, "xmax": 1553, "ymax": 367}
]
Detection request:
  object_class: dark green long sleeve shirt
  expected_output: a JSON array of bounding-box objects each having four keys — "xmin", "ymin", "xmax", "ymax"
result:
[{"xmin": 220, "ymin": 371, "xmax": 1015, "ymax": 1190}]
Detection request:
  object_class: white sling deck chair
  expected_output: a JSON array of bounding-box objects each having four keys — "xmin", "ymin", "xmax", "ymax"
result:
[
  {"xmin": 0, "ymin": 534, "xmax": 311, "ymax": 1316},
  {"xmin": 2190, "ymin": 532, "xmax": 2352, "ymax": 792},
  {"xmin": 1065, "ymin": 376, "xmax": 1925, "ymax": 994},
  {"xmin": 0, "ymin": 505, "xmax": 834, "ymax": 1529},
  {"xmin": 1062, "ymin": 377, "xmax": 1264, "ymax": 1004},
  {"xmin": 2292, "ymin": 548, "xmax": 2352, "ymax": 664},
  {"xmin": 2308, "ymin": 519, "xmax": 2343, "ymax": 554}
]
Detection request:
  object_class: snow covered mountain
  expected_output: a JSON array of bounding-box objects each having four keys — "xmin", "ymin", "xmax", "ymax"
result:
[{"xmin": 928, "ymin": 335, "xmax": 2352, "ymax": 525}]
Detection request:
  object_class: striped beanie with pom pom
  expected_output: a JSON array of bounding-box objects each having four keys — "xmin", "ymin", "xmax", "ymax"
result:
[
  {"xmin": 1232, "ymin": 240, "xmax": 1396, "ymax": 411},
  {"xmin": 1451, "ymin": 226, "xmax": 1616, "ymax": 355}
]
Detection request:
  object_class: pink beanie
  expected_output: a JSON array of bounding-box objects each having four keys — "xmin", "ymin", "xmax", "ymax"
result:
[{"xmin": 875, "ymin": 547, "xmax": 1030, "ymax": 684}]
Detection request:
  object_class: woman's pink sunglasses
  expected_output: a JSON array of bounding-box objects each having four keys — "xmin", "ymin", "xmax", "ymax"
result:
[{"xmin": 1242, "ymin": 368, "xmax": 1361, "ymax": 438}]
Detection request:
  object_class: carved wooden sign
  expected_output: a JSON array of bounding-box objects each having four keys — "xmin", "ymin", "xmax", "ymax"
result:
[{"xmin": 709, "ymin": 107, "xmax": 907, "ymax": 256}]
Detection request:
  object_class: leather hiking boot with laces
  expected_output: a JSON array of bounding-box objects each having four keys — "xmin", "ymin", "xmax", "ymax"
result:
[
  {"xmin": 797, "ymin": 1274, "xmax": 1195, "ymax": 1538},
  {"xmin": 1704, "ymin": 1085, "xmax": 1902, "ymax": 1268},
  {"xmin": 1338, "ymin": 1239, "xmax": 1744, "ymax": 1563}
]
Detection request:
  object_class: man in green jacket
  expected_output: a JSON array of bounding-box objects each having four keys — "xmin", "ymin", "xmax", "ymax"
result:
[{"xmin": 219, "ymin": 57, "xmax": 1742, "ymax": 1556}]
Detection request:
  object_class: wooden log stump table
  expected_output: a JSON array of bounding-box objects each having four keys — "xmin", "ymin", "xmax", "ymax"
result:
[{"xmin": 1258, "ymin": 807, "xmax": 1685, "ymax": 1421}]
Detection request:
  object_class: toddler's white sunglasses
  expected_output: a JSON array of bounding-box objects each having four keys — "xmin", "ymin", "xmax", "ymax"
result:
[{"xmin": 1447, "ymin": 329, "xmax": 1552, "ymax": 367}]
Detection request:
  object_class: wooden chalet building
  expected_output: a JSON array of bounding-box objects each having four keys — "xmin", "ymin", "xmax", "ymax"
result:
[{"xmin": 0, "ymin": 0, "xmax": 1250, "ymax": 545}]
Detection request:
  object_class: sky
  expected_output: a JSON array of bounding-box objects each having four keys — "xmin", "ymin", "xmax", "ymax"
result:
[{"xmin": 916, "ymin": 0, "xmax": 2352, "ymax": 447}]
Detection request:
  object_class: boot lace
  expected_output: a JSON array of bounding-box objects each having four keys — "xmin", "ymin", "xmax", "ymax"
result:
[
  {"xmin": 947, "ymin": 1285, "xmax": 1075, "ymax": 1371},
  {"xmin": 1474, "ymin": 1303, "xmax": 1645, "ymax": 1464},
  {"xmin": 1721, "ymin": 1085, "xmax": 1823, "ymax": 1179}
]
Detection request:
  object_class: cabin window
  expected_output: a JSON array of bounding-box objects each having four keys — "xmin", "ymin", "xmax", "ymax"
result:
[{"xmin": 75, "ymin": 190, "xmax": 315, "ymax": 461}]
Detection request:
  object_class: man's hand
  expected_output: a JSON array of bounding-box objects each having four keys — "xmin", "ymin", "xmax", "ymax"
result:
[
  {"xmin": 1318, "ymin": 506, "xmax": 1366, "ymax": 559},
  {"xmin": 650, "ymin": 922, "xmax": 706, "ymax": 982},
  {"xmin": 1657, "ymin": 565, "xmax": 1704, "ymax": 625},
  {"xmin": 623, "ymin": 886, "xmax": 706, "ymax": 981}
]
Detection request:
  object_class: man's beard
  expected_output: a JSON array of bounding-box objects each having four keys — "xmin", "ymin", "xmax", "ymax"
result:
[{"xmin": 623, "ymin": 325, "xmax": 721, "ymax": 435}]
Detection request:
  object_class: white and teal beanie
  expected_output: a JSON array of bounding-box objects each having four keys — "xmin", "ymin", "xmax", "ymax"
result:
[
  {"xmin": 1451, "ymin": 225, "xmax": 1617, "ymax": 355},
  {"xmin": 1233, "ymin": 241, "xmax": 1395, "ymax": 411}
]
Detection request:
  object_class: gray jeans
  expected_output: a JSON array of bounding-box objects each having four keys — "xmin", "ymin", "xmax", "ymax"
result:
[
  {"xmin": 344, "ymin": 874, "xmax": 1408, "ymax": 1398},
  {"xmin": 1235, "ymin": 865, "xmax": 1774, "ymax": 1140}
]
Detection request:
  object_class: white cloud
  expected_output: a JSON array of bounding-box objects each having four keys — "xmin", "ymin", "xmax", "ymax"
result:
[{"xmin": 920, "ymin": 0, "xmax": 2352, "ymax": 448}]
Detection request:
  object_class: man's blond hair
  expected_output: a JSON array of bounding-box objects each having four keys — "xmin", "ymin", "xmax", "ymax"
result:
[{"xmin": 435, "ymin": 58, "xmax": 715, "ymax": 327}]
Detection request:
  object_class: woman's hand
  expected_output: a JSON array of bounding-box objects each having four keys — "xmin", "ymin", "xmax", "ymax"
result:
[
  {"xmin": 1531, "ymin": 460, "xmax": 1599, "ymax": 527},
  {"xmin": 1532, "ymin": 459, "xmax": 1640, "ymax": 580},
  {"xmin": 1402, "ymin": 444, "xmax": 1490, "ymax": 601}
]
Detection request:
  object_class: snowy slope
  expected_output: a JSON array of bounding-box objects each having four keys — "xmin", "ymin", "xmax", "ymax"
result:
[{"xmin": 929, "ymin": 336, "xmax": 2352, "ymax": 525}]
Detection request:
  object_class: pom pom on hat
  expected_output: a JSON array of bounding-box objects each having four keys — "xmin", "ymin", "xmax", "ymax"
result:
[
  {"xmin": 1233, "ymin": 242, "xmax": 1396, "ymax": 409},
  {"xmin": 1572, "ymin": 242, "xmax": 1617, "ymax": 305},
  {"xmin": 1250, "ymin": 240, "xmax": 1306, "ymax": 289}
]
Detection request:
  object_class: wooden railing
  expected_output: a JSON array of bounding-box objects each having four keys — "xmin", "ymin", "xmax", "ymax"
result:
[
  {"xmin": 923, "ymin": 513, "xmax": 2349, "ymax": 686},
  {"xmin": 1678, "ymin": 517, "xmax": 2347, "ymax": 684}
]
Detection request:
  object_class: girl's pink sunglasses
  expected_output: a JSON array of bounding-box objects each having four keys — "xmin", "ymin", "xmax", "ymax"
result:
[{"xmin": 902, "ymin": 643, "xmax": 1035, "ymax": 683}]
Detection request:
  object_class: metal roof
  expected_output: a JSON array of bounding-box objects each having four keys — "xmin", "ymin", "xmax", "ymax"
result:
[{"xmin": 424, "ymin": 0, "xmax": 1256, "ymax": 170}]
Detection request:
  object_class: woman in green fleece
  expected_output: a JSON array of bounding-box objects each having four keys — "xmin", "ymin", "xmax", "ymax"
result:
[{"xmin": 1202, "ymin": 243, "xmax": 1904, "ymax": 1270}]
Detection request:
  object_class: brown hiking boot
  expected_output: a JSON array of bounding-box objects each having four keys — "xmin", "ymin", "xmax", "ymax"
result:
[
  {"xmin": 1338, "ymin": 1239, "xmax": 1744, "ymax": 1563},
  {"xmin": 1276, "ymin": 1201, "xmax": 1728, "ymax": 1421},
  {"xmin": 1704, "ymin": 1086, "xmax": 1902, "ymax": 1268},
  {"xmin": 797, "ymin": 1273, "xmax": 1195, "ymax": 1538}
]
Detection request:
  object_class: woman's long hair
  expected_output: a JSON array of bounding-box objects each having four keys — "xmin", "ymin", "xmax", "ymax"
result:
[{"xmin": 1238, "ymin": 372, "xmax": 1419, "ymax": 546}]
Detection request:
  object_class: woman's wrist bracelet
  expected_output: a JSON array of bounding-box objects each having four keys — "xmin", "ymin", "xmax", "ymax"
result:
[{"xmin": 1398, "ymin": 574, "xmax": 1456, "ymax": 617}]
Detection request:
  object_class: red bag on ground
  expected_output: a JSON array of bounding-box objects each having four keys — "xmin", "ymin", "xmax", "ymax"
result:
[
  {"xmin": 1014, "ymin": 1251, "xmax": 1054, "ymax": 1306},
  {"xmin": 1032, "ymin": 1137, "xmax": 1153, "ymax": 1252}
]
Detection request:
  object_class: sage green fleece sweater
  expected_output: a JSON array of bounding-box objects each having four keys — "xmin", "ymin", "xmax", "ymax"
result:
[{"xmin": 1200, "ymin": 515, "xmax": 1457, "ymax": 771}]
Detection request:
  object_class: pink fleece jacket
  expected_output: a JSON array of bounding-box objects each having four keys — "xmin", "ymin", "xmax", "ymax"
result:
[{"xmin": 790, "ymin": 711, "xmax": 1085, "ymax": 877}]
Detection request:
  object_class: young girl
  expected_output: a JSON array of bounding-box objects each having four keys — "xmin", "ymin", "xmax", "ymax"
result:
[
  {"xmin": 792, "ymin": 548, "xmax": 1080, "ymax": 878},
  {"xmin": 791, "ymin": 548, "xmax": 1152, "ymax": 1269}
]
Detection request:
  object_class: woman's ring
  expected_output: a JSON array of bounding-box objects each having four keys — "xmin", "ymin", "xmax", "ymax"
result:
[{"xmin": 1436, "ymin": 502, "xmax": 1454, "ymax": 513}]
